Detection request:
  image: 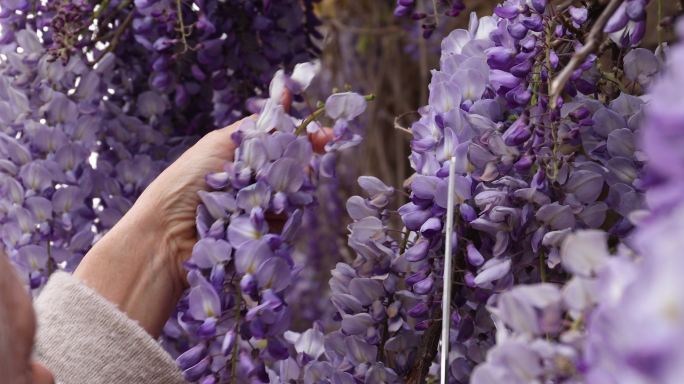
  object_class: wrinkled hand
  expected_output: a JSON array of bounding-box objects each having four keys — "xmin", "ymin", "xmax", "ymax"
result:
[
  {"xmin": 134, "ymin": 118, "xmax": 333, "ymax": 285},
  {"xmin": 132, "ymin": 120, "xmax": 241, "ymax": 286},
  {"xmin": 74, "ymin": 119, "xmax": 242, "ymax": 337},
  {"xmin": 75, "ymin": 113, "xmax": 333, "ymax": 337}
]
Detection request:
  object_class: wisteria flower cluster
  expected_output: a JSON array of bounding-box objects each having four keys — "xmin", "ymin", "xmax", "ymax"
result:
[
  {"xmin": 391, "ymin": 2, "xmax": 650, "ymax": 380},
  {"xmin": 128, "ymin": 0, "xmax": 322, "ymax": 132},
  {"xmin": 0, "ymin": 24, "xmax": 175, "ymax": 288},
  {"xmin": 0, "ymin": 28, "xmax": 104, "ymax": 287},
  {"xmin": 472, "ymin": 22, "xmax": 684, "ymax": 384},
  {"xmin": 0, "ymin": 0, "xmax": 320, "ymax": 290},
  {"xmin": 163, "ymin": 63, "xmax": 375, "ymax": 382},
  {"xmin": 0, "ymin": 3, "xmax": 331, "ymax": 380},
  {"xmin": 4, "ymin": 0, "xmax": 684, "ymax": 383},
  {"xmin": 294, "ymin": 0, "xmax": 658, "ymax": 382},
  {"xmin": 0, "ymin": 0, "xmax": 321, "ymax": 132}
]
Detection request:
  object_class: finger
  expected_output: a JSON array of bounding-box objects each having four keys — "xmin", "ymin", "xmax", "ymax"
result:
[
  {"xmin": 215, "ymin": 114, "xmax": 257, "ymax": 138},
  {"xmin": 205, "ymin": 114, "xmax": 258, "ymax": 153}
]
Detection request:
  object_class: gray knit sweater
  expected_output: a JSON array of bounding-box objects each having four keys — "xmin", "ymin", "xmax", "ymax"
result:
[{"xmin": 34, "ymin": 272, "xmax": 186, "ymax": 384}]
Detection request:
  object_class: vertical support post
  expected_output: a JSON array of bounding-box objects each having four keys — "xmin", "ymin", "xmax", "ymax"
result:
[{"xmin": 440, "ymin": 157, "xmax": 457, "ymax": 383}]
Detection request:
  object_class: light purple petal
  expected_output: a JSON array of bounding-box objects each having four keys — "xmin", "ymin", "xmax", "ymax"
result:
[
  {"xmin": 17, "ymin": 244, "xmax": 48, "ymax": 271},
  {"xmin": 429, "ymin": 76, "xmax": 463, "ymax": 114},
  {"xmin": 346, "ymin": 196, "xmax": 377, "ymax": 220},
  {"xmin": 294, "ymin": 328, "xmax": 325, "ymax": 359},
  {"xmin": 341, "ymin": 313, "xmax": 375, "ymax": 335},
  {"xmin": 136, "ymin": 91, "xmax": 167, "ymax": 118},
  {"xmin": 289, "ymin": 62, "xmax": 319, "ymax": 93},
  {"xmin": 560, "ymin": 230, "xmax": 610, "ymax": 276},
  {"xmin": 265, "ymin": 158, "xmax": 305, "ymax": 193},
  {"xmin": 236, "ymin": 182, "xmax": 271, "ymax": 211},
  {"xmin": 495, "ymin": 283, "xmax": 562, "ymax": 335},
  {"xmin": 564, "ymin": 170, "xmax": 604, "ymax": 204},
  {"xmin": 198, "ymin": 191, "xmax": 236, "ymax": 220},
  {"xmin": 348, "ymin": 277, "xmax": 385, "ymax": 306},
  {"xmin": 234, "ymin": 239, "xmax": 273, "ymax": 275},
  {"xmin": 227, "ymin": 216, "xmax": 265, "ymax": 247},
  {"xmin": 357, "ymin": 176, "xmax": 394, "ymax": 197},
  {"xmin": 255, "ymin": 257, "xmax": 291, "ymax": 292},
  {"xmin": 474, "ymin": 258, "xmax": 511, "ymax": 286},
  {"xmin": 344, "ymin": 336, "xmax": 377, "ymax": 365},
  {"xmin": 191, "ymin": 238, "xmax": 232, "ymax": 269},
  {"xmin": 536, "ymin": 203, "xmax": 576, "ymax": 230},
  {"xmin": 623, "ymin": 48, "xmax": 659, "ymax": 86},
  {"xmin": 187, "ymin": 270, "xmax": 221, "ymax": 320},
  {"xmin": 325, "ymin": 92, "xmax": 367, "ymax": 121},
  {"xmin": 241, "ymin": 138, "xmax": 269, "ymax": 170}
]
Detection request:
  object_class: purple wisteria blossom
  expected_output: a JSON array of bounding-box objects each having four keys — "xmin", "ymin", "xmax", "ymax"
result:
[
  {"xmin": 387, "ymin": 2, "xmax": 650, "ymax": 381},
  {"xmin": 2, "ymin": 0, "xmax": 678, "ymax": 383},
  {"xmin": 166, "ymin": 64, "xmax": 373, "ymax": 382}
]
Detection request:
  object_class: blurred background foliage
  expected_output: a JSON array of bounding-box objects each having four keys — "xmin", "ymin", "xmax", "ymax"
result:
[
  {"xmin": 288, "ymin": 1, "xmax": 679, "ymax": 326},
  {"xmin": 313, "ymin": 0, "xmax": 673, "ymax": 196},
  {"xmin": 316, "ymin": 0, "xmax": 499, "ymax": 195}
]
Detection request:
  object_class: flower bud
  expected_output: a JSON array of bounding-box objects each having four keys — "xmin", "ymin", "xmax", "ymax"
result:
[
  {"xmin": 177, "ymin": 344, "xmax": 207, "ymax": 370},
  {"xmin": 530, "ymin": 0, "xmax": 546, "ymax": 13},
  {"xmin": 405, "ymin": 238, "xmax": 430, "ymax": 262},
  {"xmin": 466, "ymin": 243, "xmax": 485, "ymax": 267},
  {"xmin": 394, "ymin": 5, "xmax": 411, "ymax": 17},
  {"xmin": 507, "ymin": 23, "xmax": 529, "ymax": 40},
  {"xmin": 413, "ymin": 275, "xmax": 435, "ymax": 294},
  {"xmin": 486, "ymin": 47, "xmax": 515, "ymax": 70},
  {"xmin": 406, "ymin": 269, "xmax": 430, "ymax": 285},
  {"xmin": 182, "ymin": 357, "xmax": 211, "ymax": 382},
  {"xmin": 503, "ymin": 115, "xmax": 531, "ymax": 146},
  {"xmin": 409, "ymin": 302, "xmax": 430, "ymax": 318}
]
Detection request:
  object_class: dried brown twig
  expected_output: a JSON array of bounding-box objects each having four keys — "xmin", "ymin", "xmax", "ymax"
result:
[
  {"xmin": 554, "ymin": 0, "xmax": 576, "ymax": 12},
  {"xmin": 406, "ymin": 321, "xmax": 441, "ymax": 384},
  {"xmin": 393, "ymin": 110, "xmax": 418, "ymax": 136},
  {"xmin": 549, "ymin": 0, "xmax": 624, "ymax": 108}
]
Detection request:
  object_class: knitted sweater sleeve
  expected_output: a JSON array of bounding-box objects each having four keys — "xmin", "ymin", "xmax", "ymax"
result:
[{"xmin": 33, "ymin": 272, "xmax": 186, "ymax": 384}]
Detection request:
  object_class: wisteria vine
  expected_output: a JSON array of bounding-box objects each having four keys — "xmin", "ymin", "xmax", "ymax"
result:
[
  {"xmin": 0, "ymin": 0, "xmax": 321, "ymax": 288},
  {"xmin": 167, "ymin": 64, "xmax": 375, "ymax": 382},
  {"xmin": 3, "ymin": 0, "xmax": 684, "ymax": 383}
]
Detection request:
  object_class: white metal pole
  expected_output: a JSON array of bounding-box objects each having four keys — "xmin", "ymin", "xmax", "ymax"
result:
[{"xmin": 440, "ymin": 157, "xmax": 457, "ymax": 384}]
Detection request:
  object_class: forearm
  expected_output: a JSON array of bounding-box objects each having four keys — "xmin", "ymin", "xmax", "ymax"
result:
[
  {"xmin": 34, "ymin": 272, "xmax": 185, "ymax": 384},
  {"xmin": 74, "ymin": 202, "xmax": 184, "ymax": 338},
  {"xmin": 72, "ymin": 123, "xmax": 239, "ymax": 338}
]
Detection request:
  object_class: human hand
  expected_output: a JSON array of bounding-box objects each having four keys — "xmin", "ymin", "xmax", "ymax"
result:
[
  {"xmin": 133, "ymin": 120, "xmax": 334, "ymax": 286},
  {"xmin": 129, "ymin": 122, "xmax": 242, "ymax": 288},
  {"xmin": 74, "ymin": 112, "xmax": 334, "ymax": 337},
  {"xmin": 73, "ymin": 118, "xmax": 242, "ymax": 337}
]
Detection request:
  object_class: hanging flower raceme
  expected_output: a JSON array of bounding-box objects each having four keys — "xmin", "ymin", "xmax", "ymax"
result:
[
  {"xmin": 113, "ymin": 0, "xmax": 323, "ymax": 133},
  {"xmin": 472, "ymin": 6, "xmax": 684, "ymax": 384},
  {"xmin": 578, "ymin": 22, "xmax": 684, "ymax": 384},
  {"xmin": 0, "ymin": 0, "xmax": 323, "ymax": 295},
  {"xmin": 0, "ymin": 28, "xmax": 106, "ymax": 288},
  {"xmin": 382, "ymin": 2, "xmax": 651, "ymax": 381},
  {"xmin": 167, "ymin": 63, "xmax": 374, "ymax": 383},
  {"xmin": 0, "ymin": 25, "xmax": 176, "ymax": 290},
  {"xmin": 286, "ymin": 176, "xmax": 422, "ymax": 382}
]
